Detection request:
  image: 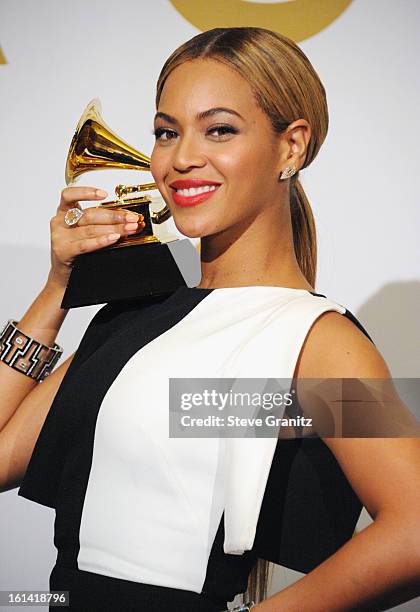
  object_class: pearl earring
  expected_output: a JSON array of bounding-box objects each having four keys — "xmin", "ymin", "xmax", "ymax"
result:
[{"xmin": 279, "ymin": 165, "xmax": 296, "ymax": 180}]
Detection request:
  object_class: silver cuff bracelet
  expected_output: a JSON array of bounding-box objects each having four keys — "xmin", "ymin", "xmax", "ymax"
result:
[
  {"xmin": 0, "ymin": 320, "xmax": 63, "ymax": 382},
  {"xmin": 221, "ymin": 601, "xmax": 256, "ymax": 611}
]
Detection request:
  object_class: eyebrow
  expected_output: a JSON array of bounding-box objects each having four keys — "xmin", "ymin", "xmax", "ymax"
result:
[{"xmin": 154, "ymin": 107, "xmax": 244, "ymax": 124}]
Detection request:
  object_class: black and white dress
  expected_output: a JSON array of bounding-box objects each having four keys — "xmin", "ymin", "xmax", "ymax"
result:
[{"xmin": 18, "ymin": 285, "xmax": 373, "ymax": 611}]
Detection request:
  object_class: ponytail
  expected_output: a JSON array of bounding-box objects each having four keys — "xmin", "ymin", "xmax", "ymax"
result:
[
  {"xmin": 242, "ymin": 178, "xmax": 318, "ymax": 606},
  {"xmin": 290, "ymin": 175, "xmax": 317, "ymax": 288}
]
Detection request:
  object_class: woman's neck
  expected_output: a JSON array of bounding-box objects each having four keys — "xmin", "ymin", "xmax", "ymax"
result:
[{"xmin": 198, "ymin": 207, "xmax": 314, "ymax": 291}]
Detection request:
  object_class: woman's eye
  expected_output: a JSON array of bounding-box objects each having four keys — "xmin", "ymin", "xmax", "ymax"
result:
[
  {"xmin": 207, "ymin": 125, "xmax": 238, "ymax": 138},
  {"xmin": 153, "ymin": 127, "xmax": 177, "ymax": 141},
  {"xmin": 152, "ymin": 125, "xmax": 238, "ymax": 141}
]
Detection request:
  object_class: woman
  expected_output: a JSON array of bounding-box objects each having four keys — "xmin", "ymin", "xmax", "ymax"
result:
[{"xmin": 1, "ymin": 27, "xmax": 419, "ymax": 612}]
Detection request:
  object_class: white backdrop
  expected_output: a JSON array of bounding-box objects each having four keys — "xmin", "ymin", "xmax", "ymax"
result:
[{"xmin": 0, "ymin": 1, "xmax": 419, "ymax": 609}]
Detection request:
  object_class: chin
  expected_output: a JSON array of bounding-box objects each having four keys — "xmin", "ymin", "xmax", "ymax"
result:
[
  {"xmin": 175, "ymin": 225, "xmax": 205, "ymax": 239},
  {"xmin": 172, "ymin": 216, "xmax": 211, "ymax": 239}
]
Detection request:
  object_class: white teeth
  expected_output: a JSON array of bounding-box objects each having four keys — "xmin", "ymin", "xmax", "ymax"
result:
[{"xmin": 176, "ymin": 185, "xmax": 218, "ymax": 196}]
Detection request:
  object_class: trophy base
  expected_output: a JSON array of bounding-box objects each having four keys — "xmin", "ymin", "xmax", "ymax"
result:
[{"xmin": 61, "ymin": 241, "xmax": 187, "ymax": 309}]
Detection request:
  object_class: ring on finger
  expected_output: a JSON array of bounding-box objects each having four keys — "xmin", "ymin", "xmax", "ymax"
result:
[{"xmin": 64, "ymin": 207, "xmax": 84, "ymax": 227}]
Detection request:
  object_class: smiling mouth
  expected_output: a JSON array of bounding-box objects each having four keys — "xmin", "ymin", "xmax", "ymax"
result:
[
  {"xmin": 171, "ymin": 184, "xmax": 221, "ymax": 207},
  {"xmin": 175, "ymin": 185, "xmax": 218, "ymax": 196}
]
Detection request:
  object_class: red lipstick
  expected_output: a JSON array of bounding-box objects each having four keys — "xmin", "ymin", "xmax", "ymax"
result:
[{"xmin": 169, "ymin": 179, "xmax": 221, "ymax": 207}]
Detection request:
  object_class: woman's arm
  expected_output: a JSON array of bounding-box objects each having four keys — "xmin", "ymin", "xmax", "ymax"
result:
[
  {"xmin": 0, "ymin": 276, "xmax": 77, "ymax": 492},
  {"xmin": 0, "ymin": 276, "xmax": 69, "ymax": 432},
  {"xmin": 0, "ymin": 186, "xmax": 140, "ymax": 491},
  {"xmin": 255, "ymin": 311, "xmax": 420, "ymax": 611},
  {"xmin": 0, "ymin": 351, "xmax": 75, "ymax": 493}
]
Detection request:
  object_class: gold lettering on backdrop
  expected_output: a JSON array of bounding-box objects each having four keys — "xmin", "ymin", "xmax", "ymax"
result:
[
  {"xmin": 169, "ymin": 0, "xmax": 353, "ymax": 42},
  {"xmin": 0, "ymin": 46, "xmax": 6, "ymax": 64}
]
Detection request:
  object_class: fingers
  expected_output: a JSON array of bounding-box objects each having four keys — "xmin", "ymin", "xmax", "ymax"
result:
[
  {"xmin": 55, "ymin": 186, "xmax": 145, "ymax": 232},
  {"xmin": 52, "ymin": 186, "xmax": 146, "ymax": 238},
  {"xmin": 51, "ymin": 185, "xmax": 148, "ymax": 268},
  {"xmin": 51, "ymin": 231, "xmax": 124, "ymax": 265},
  {"xmin": 57, "ymin": 187, "xmax": 145, "ymax": 225},
  {"xmin": 74, "ymin": 205, "xmax": 143, "ymax": 227},
  {"xmin": 68, "ymin": 219, "xmax": 145, "ymax": 242},
  {"xmin": 51, "ymin": 220, "xmax": 146, "ymax": 265},
  {"xmin": 65, "ymin": 203, "xmax": 145, "ymax": 238},
  {"xmin": 67, "ymin": 232, "xmax": 125, "ymax": 257},
  {"xmin": 51, "ymin": 217, "xmax": 145, "ymax": 264},
  {"xmin": 57, "ymin": 186, "xmax": 108, "ymax": 213},
  {"xmin": 50, "ymin": 186, "xmax": 149, "ymax": 284}
]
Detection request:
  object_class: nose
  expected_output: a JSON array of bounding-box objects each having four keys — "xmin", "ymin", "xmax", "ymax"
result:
[{"xmin": 172, "ymin": 130, "xmax": 206, "ymax": 173}]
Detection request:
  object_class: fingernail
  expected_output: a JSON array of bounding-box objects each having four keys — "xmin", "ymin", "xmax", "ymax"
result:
[
  {"xmin": 108, "ymin": 233, "xmax": 120, "ymax": 240},
  {"xmin": 96, "ymin": 189, "xmax": 108, "ymax": 198},
  {"xmin": 125, "ymin": 212, "xmax": 139, "ymax": 222}
]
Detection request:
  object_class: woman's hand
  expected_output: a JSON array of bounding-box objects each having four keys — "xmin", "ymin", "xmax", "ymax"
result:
[{"xmin": 46, "ymin": 186, "xmax": 145, "ymax": 290}]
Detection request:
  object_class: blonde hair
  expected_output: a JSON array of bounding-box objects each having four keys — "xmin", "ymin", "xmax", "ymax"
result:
[{"xmin": 155, "ymin": 26, "xmax": 330, "ymax": 601}]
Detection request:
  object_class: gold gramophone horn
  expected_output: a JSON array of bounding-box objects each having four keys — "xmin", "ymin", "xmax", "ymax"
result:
[{"xmin": 65, "ymin": 99, "xmax": 171, "ymax": 246}]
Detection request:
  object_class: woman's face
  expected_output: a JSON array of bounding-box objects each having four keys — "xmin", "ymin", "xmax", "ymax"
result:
[{"xmin": 150, "ymin": 58, "xmax": 288, "ymax": 239}]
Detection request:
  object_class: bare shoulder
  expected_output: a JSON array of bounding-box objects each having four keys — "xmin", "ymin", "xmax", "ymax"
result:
[
  {"xmin": 294, "ymin": 309, "xmax": 391, "ymax": 380},
  {"xmin": 293, "ymin": 310, "xmax": 420, "ymax": 525}
]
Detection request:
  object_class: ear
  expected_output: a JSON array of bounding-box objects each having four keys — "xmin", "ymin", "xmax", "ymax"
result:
[{"xmin": 277, "ymin": 119, "xmax": 312, "ymax": 174}]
